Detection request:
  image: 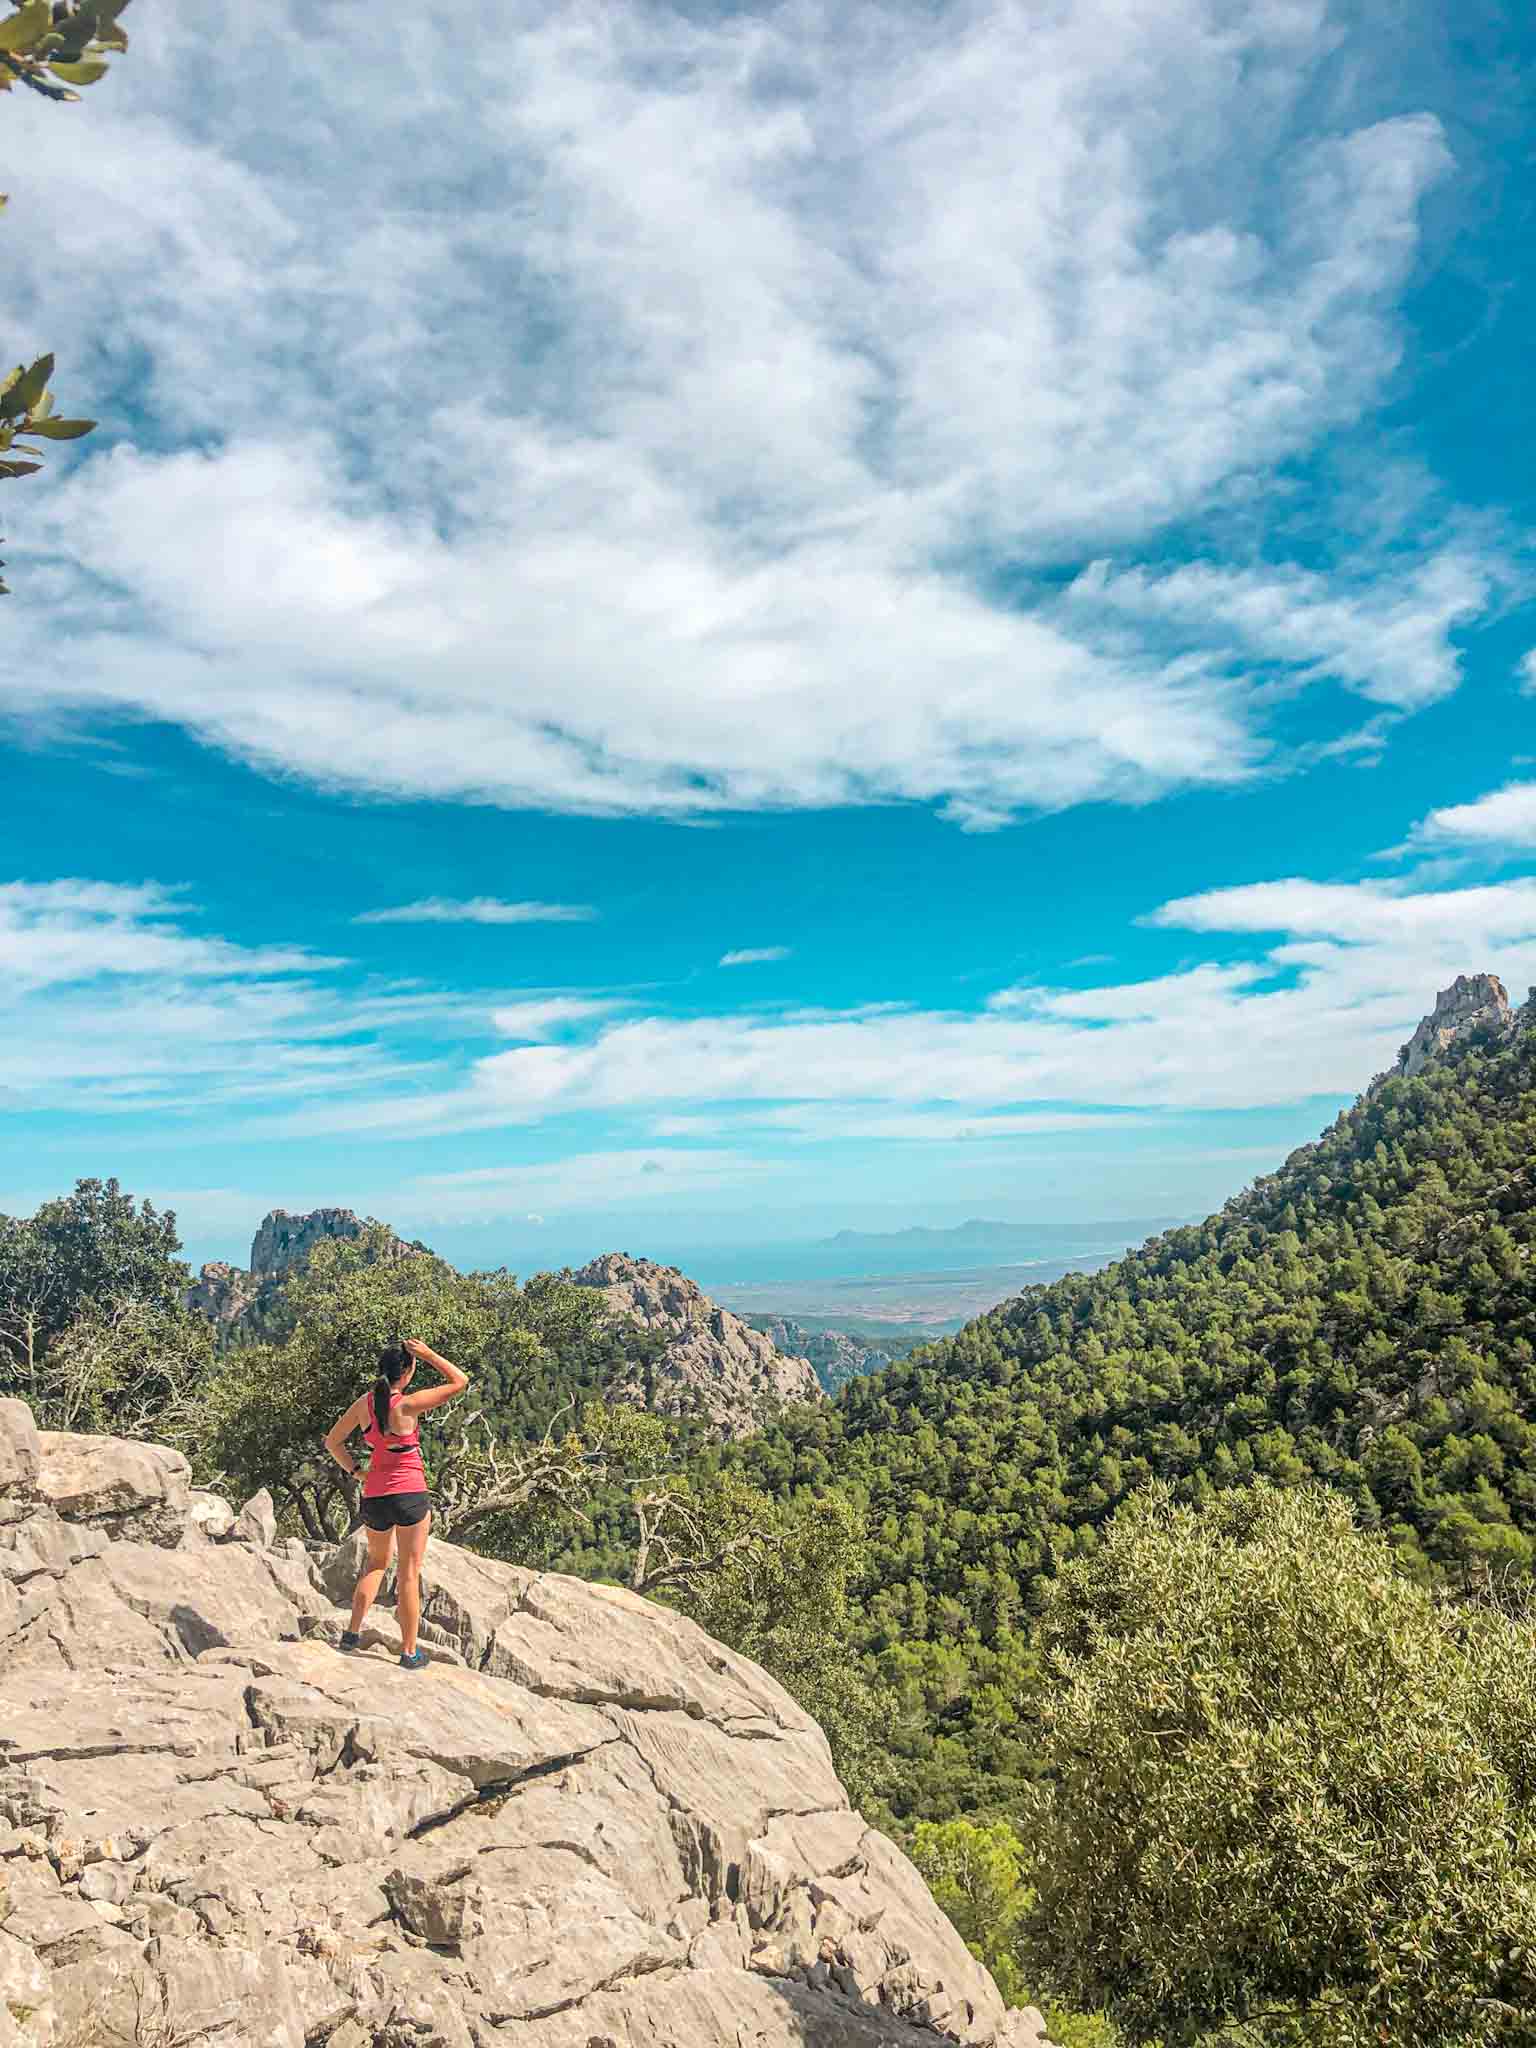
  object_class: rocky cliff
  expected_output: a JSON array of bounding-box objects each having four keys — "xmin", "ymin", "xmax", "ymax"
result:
[
  {"xmin": 573, "ymin": 1254, "xmax": 825, "ymax": 1438},
  {"xmin": 1395, "ymin": 973, "xmax": 1514, "ymax": 1080},
  {"xmin": 0, "ymin": 1400, "xmax": 1049, "ymax": 2048},
  {"xmin": 748, "ymin": 1319, "xmax": 897, "ymax": 1397},
  {"xmin": 188, "ymin": 1209, "xmax": 420, "ymax": 1333}
]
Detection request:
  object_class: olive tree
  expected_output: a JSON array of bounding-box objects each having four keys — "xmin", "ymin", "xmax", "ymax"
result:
[
  {"xmin": 27, "ymin": 1293, "xmax": 212, "ymax": 1434},
  {"xmin": 669, "ymin": 1479, "xmax": 898, "ymax": 1811},
  {"xmin": 0, "ymin": 1187, "xmax": 198, "ymax": 1409},
  {"xmin": 1016, "ymin": 1482, "xmax": 1536, "ymax": 2047}
]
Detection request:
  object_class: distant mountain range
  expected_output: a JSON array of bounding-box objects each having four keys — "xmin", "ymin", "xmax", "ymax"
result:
[{"xmin": 821, "ymin": 1216, "xmax": 1185, "ymax": 1254}]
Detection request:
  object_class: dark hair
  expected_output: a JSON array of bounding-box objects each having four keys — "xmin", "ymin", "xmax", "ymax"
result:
[{"xmin": 372, "ymin": 1342, "xmax": 411, "ymax": 1434}]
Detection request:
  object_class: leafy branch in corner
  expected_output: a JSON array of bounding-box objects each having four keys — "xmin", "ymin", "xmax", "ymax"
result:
[
  {"xmin": 0, "ymin": 233, "xmax": 99, "ymax": 590},
  {"xmin": 0, "ymin": 0, "xmax": 128, "ymax": 587},
  {"xmin": 0, "ymin": 0, "xmax": 130, "ymax": 102}
]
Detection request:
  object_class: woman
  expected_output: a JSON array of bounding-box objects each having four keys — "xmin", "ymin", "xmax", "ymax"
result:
[{"xmin": 322, "ymin": 1336, "xmax": 469, "ymax": 1669}]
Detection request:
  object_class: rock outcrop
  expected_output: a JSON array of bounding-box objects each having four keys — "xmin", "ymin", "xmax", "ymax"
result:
[
  {"xmin": 574, "ymin": 1254, "xmax": 826, "ymax": 1438},
  {"xmin": 183, "ymin": 1260, "xmax": 260, "ymax": 1333},
  {"xmin": 749, "ymin": 1319, "xmax": 897, "ymax": 1397},
  {"xmin": 249, "ymin": 1210, "xmax": 415, "ymax": 1283},
  {"xmin": 1396, "ymin": 974, "xmax": 1514, "ymax": 1080},
  {"xmin": 0, "ymin": 1399, "xmax": 1052, "ymax": 2048},
  {"xmin": 188, "ymin": 1210, "xmax": 421, "ymax": 1338}
]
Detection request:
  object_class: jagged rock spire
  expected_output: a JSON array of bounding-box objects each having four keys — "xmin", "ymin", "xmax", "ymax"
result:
[{"xmin": 1396, "ymin": 973, "xmax": 1513, "ymax": 1079}]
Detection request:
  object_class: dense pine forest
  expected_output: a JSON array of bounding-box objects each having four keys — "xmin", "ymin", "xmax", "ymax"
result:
[{"xmin": 703, "ymin": 995, "xmax": 1536, "ymax": 1818}]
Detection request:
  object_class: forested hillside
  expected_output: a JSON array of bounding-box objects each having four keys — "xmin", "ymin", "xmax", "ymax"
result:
[
  {"xmin": 11, "ymin": 989, "xmax": 1535, "ymax": 1840},
  {"xmin": 716, "ymin": 991, "xmax": 1536, "ymax": 1818}
]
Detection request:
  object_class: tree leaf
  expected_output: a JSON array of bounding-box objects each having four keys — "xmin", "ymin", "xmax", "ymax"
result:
[
  {"xmin": 47, "ymin": 56, "xmax": 109, "ymax": 84},
  {"xmin": 27, "ymin": 416, "xmax": 95, "ymax": 439},
  {"xmin": 0, "ymin": 0, "xmax": 50, "ymax": 54},
  {"xmin": 0, "ymin": 354, "xmax": 52, "ymax": 420},
  {"xmin": 0, "ymin": 458, "xmax": 44, "ymax": 477}
]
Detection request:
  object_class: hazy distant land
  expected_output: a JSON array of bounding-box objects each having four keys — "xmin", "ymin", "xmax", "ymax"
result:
[{"xmin": 692, "ymin": 1217, "xmax": 1184, "ymax": 1329}]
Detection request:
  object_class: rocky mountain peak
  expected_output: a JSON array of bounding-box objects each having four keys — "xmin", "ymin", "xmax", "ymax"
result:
[
  {"xmin": 1396, "ymin": 973, "xmax": 1514, "ymax": 1080},
  {"xmin": 189, "ymin": 1209, "xmax": 419, "ymax": 1331},
  {"xmin": 573, "ymin": 1252, "xmax": 825, "ymax": 1438},
  {"xmin": 0, "ymin": 1397, "xmax": 1052, "ymax": 2048},
  {"xmin": 249, "ymin": 1206, "xmax": 413, "ymax": 1279}
]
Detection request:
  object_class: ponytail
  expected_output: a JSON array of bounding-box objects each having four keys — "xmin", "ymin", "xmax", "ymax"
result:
[{"xmin": 372, "ymin": 1341, "xmax": 411, "ymax": 1433}]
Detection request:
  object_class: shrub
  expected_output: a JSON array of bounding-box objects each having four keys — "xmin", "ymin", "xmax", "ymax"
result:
[{"xmin": 1017, "ymin": 1482, "xmax": 1536, "ymax": 2047}]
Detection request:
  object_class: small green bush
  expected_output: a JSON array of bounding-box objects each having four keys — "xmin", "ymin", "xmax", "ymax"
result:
[
  {"xmin": 1016, "ymin": 1482, "xmax": 1536, "ymax": 2046},
  {"xmin": 909, "ymin": 1816, "xmax": 1119, "ymax": 2045}
]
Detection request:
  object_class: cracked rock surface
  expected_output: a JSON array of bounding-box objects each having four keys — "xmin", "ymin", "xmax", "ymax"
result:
[{"xmin": 0, "ymin": 1401, "xmax": 1054, "ymax": 2048}]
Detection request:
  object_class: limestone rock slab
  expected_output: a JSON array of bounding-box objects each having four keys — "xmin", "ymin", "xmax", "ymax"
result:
[
  {"xmin": 0, "ymin": 1402, "xmax": 1051, "ymax": 2048},
  {"xmin": 31, "ymin": 1433, "xmax": 190, "ymax": 1548}
]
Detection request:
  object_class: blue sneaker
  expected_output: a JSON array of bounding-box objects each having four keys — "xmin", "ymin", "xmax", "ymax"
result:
[
  {"xmin": 399, "ymin": 1649, "xmax": 430, "ymax": 1671},
  {"xmin": 339, "ymin": 1630, "xmax": 361, "ymax": 1653}
]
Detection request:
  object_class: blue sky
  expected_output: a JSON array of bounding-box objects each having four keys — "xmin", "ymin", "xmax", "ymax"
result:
[{"xmin": 4, "ymin": 0, "xmax": 1535, "ymax": 1272}]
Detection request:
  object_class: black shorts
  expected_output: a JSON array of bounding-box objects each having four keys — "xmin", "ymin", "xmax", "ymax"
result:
[{"xmin": 360, "ymin": 1491, "xmax": 431, "ymax": 1532}]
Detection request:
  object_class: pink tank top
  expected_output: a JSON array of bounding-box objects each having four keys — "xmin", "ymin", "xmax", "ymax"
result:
[{"xmin": 362, "ymin": 1390, "xmax": 427, "ymax": 1498}]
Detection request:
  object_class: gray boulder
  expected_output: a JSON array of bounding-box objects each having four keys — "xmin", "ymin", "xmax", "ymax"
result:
[
  {"xmin": 28, "ymin": 1428, "xmax": 191, "ymax": 1548},
  {"xmin": 232, "ymin": 1488, "xmax": 278, "ymax": 1550},
  {"xmin": 186, "ymin": 1490, "xmax": 236, "ymax": 1542},
  {"xmin": 0, "ymin": 1401, "xmax": 1055, "ymax": 2048}
]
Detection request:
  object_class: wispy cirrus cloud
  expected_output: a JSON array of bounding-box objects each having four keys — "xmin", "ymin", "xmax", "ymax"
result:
[
  {"xmin": 492, "ymin": 997, "xmax": 625, "ymax": 1040},
  {"xmin": 403, "ymin": 1149, "xmax": 779, "ymax": 1225},
  {"xmin": 719, "ymin": 947, "xmax": 791, "ymax": 967},
  {"xmin": 1065, "ymin": 553, "xmax": 1492, "ymax": 712},
  {"xmin": 355, "ymin": 898, "xmax": 597, "ymax": 926},
  {"xmin": 10, "ymin": 842, "xmax": 1536, "ymax": 1186},
  {"xmin": 0, "ymin": 0, "xmax": 1483, "ymax": 830},
  {"xmin": 1, "ymin": 879, "xmax": 465, "ymax": 1115},
  {"xmin": 0, "ymin": 879, "xmax": 334, "ymax": 995}
]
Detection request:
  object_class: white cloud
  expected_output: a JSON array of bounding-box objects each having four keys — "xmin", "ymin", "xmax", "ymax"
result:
[
  {"xmin": 11, "ymin": 849, "xmax": 1536, "ymax": 1173},
  {"xmin": 0, "ymin": 878, "xmax": 478, "ymax": 1115},
  {"xmin": 1519, "ymin": 652, "xmax": 1536, "ymax": 694},
  {"xmin": 492, "ymin": 997, "xmax": 625, "ymax": 1040},
  {"xmin": 356, "ymin": 898, "xmax": 598, "ymax": 926},
  {"xmin": 1067, "ymin": 553, "xmax": 1490, "ymax": 711},
  {"xmin": 402, "ymin": 1149, "xmax": 778, "ymax": 1224},
  {"xmin": 1147, "ymin": 875, "xmax": 1536, "ymax": 942},
  {"xmin": 0, "ymin": 879, "xmax": 334, "ymax": 995},
  {"xmin": 648, "ymin": 1107, "xmax": 1152, "ymax": 1144},
  {"xmin": 719, "ymin": 947, "xmax": 791, "ymax": 967},
  {"xmin": 436, "ymin": 875, "xmax": 1536, "ymax": 1121},
  {"xmin": 1402, "ymin": 783, "xmax": 1536, "ymax": 853},
  {"xmin": 0, "ymin": 0, "xmax": 1475, "ymax": 828}
]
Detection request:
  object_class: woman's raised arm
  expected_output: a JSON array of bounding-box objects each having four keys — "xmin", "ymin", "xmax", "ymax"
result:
[{"xmin": 398, "ymin": 1338, "xmax": 470, "ymax": 1416}]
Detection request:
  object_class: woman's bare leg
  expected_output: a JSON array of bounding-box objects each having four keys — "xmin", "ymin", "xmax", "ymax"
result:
[
  {"xmin": 394, "ymin": 1513, "xmax": 432, "ymax": 1657},
  {"xmin": 350, "ymin": 1525, "xmax": 395, "ymax": 1633}
]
